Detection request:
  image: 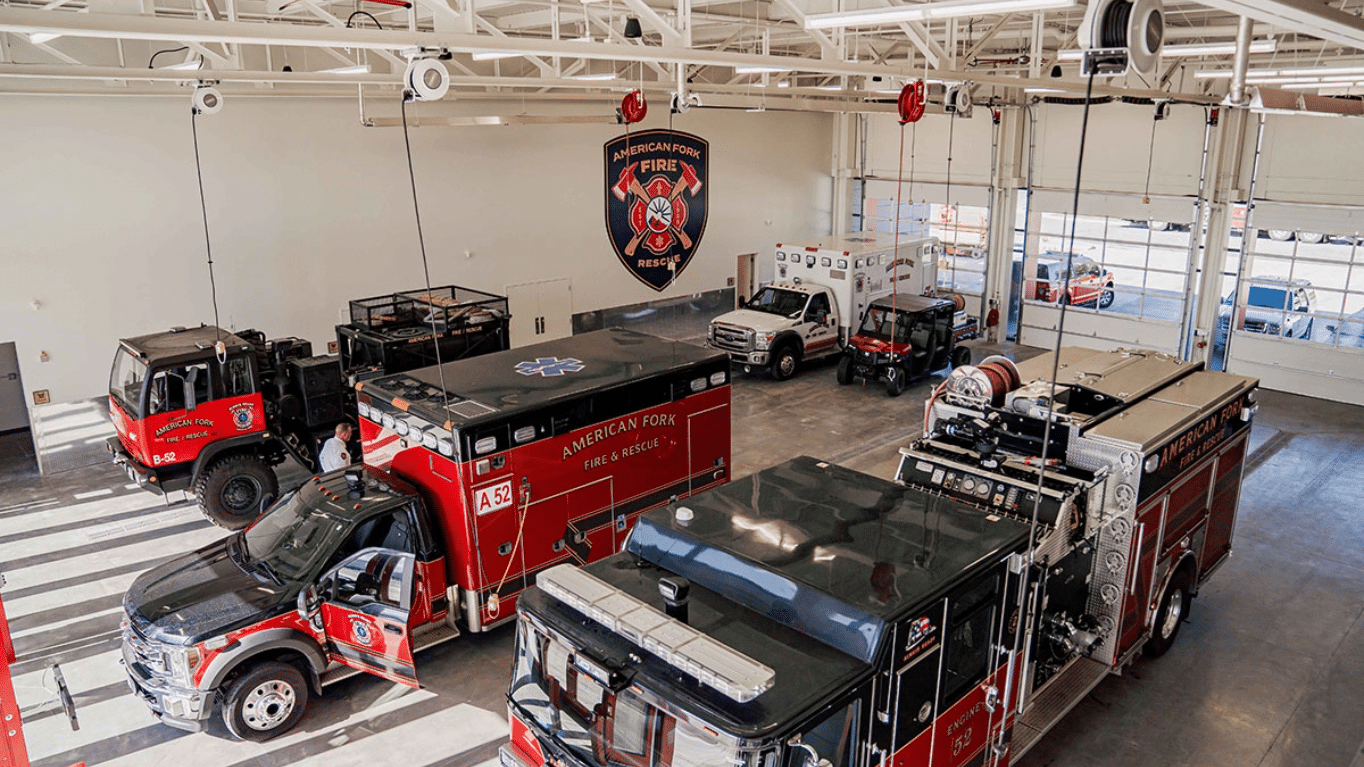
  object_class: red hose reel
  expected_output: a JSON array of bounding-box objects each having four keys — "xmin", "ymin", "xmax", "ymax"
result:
[{"xmin": 897, "ymin": 80, "xmax": 927, "ymax": 124}]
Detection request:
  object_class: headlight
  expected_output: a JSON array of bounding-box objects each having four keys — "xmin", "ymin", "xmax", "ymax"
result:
[
  {"xmin": 755, "ymin": 332, "xmax": 775, "ymax": 350},
  {"xmin": 165, "ymin": 645, "xmax": 203, "ymax": 686}
]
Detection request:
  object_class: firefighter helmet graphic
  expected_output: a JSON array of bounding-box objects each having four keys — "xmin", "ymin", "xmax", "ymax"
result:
[{"xmin": 604, "ymin": 129, "xmax": 709, "ymax": 291}]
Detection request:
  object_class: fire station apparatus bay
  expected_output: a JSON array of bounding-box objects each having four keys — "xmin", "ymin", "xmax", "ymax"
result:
[{"xmin": 6, "ymin": 340, "xmax": 1364, "ymax": 767}]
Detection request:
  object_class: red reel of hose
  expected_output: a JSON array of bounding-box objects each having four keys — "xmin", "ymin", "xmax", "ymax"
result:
[
  {"xmin": 897, "ymin": 80, "xmax": 926, "ymax": 124},
  {"xmin": 620, "ymin": 90, "xmax": 647, "ymax": 124}
]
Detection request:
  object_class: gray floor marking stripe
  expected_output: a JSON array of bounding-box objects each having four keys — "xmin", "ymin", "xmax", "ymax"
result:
[
  {"xmin": 30, "ymin": 723, "xmax": 192, "ymax": 767},
  {"xmin": 7, "ymin": 592, "xmax": 124, "ymax": 633},
  {"xmin": 2, "ymin": 558, "xmax": 167, "ymax": 602},
  {"xmin": 2, "ymin": 520, "xmax": 212, "ymax": 572}
]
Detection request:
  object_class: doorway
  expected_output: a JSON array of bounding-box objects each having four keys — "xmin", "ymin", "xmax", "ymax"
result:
[
  {"xmin": 0, "ymin": 343, "xmax": 28, "ymax": 433},
  {"xmin": 735, "ymin": 253, "xmax": 757, "ymax": 308}
]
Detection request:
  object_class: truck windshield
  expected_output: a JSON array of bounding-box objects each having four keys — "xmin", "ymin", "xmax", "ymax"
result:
[
  {"xmin": 109, "ymin": 348, "xmax": 148, "ymax": 420},
  {"xmin": 858, "ymin": 306, "xmax": 914, "ymax": 342},
  {"xmin": 746, "ymin": 287, "xmax": 808, "ymax": 317},
  {"xmin": 509, "ymin": 619, "xmax": 766, "ymax": 767},
  {"xmin": 240, "ymin": 486, "xmax": 350, "ymax": 582}
]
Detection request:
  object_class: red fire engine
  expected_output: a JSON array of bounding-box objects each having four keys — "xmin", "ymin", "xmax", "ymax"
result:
[
  {"xmin": 120, "ymin": 329, "xmax": 730, "ymax": 741},
  {"xmin": 502, "ymin": 346, "xmax": 1257, "ymax": 767}
]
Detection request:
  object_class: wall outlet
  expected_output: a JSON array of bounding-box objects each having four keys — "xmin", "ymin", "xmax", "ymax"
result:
[
  {"xmin": 328, "ymin": 341, "xmax": 339, "ymax": 354},
  {"xmin": 33, "ymin": 390, "xmax": 50, "ymax": 405}
]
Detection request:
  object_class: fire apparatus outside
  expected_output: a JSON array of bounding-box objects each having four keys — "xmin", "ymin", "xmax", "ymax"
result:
[
  {"xmin": 502, "ymin": 346, "xmax": 1256, "ymax": 767},
  {"xmin": 120, "ymin": 329, "xmax": 731, "ymax": 741}
]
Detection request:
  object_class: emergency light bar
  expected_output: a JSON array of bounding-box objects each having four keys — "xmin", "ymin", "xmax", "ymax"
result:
[{"xmin": 537, "ymin": 564, "xmax": 776, "ymax": 703}]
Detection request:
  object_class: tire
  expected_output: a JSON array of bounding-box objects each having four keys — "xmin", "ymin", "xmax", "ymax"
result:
[
  {"xmin": 885, "ymin": 366, "xmax": 905, "ymax": 397},
  {"xmin": 221, "ymin": 661, "xmax": 309, "ymax": 741},
  {"xmin": 1148, "ymin": 220, "xmax": 1170, "ymax": 231},
  {"xmin": 195, "ymin": 454, "xmax": 279, "ymax": 530},
  {"xmin": 1298, "ymin": 231, "xmax": 1324, "ymax": 244},
  {"xmin": 1099, "ymin": 284, "xmax": 1115, "ymax": 309},
  {"xmin": 770, "ymin": 345, "xmax": 799, "ymax": 382},
  {"xmin": 1268, "ymin": 229, "xmax": 1293, "ymax": 241},
  {"xmin": 951, "ymin": 346, "xmax": 971, "ymax": 369},
  {"xmin": 836, "ymin": 355, "xmax": 854, "ymax": 385},
  {"xmin": 1145, "ymin": 568, "xmax": 1194, "ymax": 658}
]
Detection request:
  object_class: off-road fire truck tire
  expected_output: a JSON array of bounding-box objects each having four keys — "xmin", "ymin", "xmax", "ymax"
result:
[
  {"xmin": 836, "ymin": 356, "xmax": 854, "ymax": 385},
  {"xmin": 1099, "ymin": 284, "xmax": 1115, "ymax": 308},
  {"xmin": 1145, "ymin": 567, "xmax": 1194, "ymax": 658},
  {"xmin": 770, "ymin": 345, "xmax": 800, "ymax": 382},
  {"xmin": 195, "ymin": 454, "xmax": 279, "ymax": 530},
  {"xmin": 221, "ymin": 661, "xmax": 309, "ymax": 741},
  {"xmin": 951, "ymin": 346, "xmax": 971, "ymax": 369},
  {"xmin": 885, "ymin": 366, "xmax": 906, "ymax": 397}
]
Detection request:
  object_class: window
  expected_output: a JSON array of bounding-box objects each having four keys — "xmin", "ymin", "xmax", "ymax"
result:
[
  {"xmin": 223, "ymin": 356, "xmax": 254, "ymax": 398},
  {"xmin": 1020, "ymin": 211, "xmax": 1191, "ymax": 320},
  {"xmin": 148, "ymin": 362, "xmax": 210, "ymax": 415},
  {"xmin": 941, "ymin": 574, "xmax": 999, "ymax": 702},
  {"xmin": 331, "ymin": 549, "xmax": 412, "ymax": 610},
  {"xmin": 805, "ymin": 294, "xmax": 832, "ymax": 323},
  {"xmin": 796, "ymin": 701, "xmax": 859, "ymax": 767}
]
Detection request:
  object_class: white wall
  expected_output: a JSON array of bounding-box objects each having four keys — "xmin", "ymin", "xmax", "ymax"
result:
[{"xmin": 0, "ymin": 95, "xmax": 833, "ymax": 406}]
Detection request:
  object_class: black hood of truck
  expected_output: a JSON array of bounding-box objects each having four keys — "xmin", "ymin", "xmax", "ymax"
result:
[{"xmin": 125, "ymin": 537, "xmax": 298, "ymax": 645}]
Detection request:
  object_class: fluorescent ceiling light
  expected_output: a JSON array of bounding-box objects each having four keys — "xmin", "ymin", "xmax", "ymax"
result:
[
  {"xmin": 163, "ymin": 60, "xmax": 203, "ymax": 71},
  {"xmin": 1196, "ymin": 64, "xmax": 1364, "ymax": 80},
  {"xmin": 734, "ymin": 64, "xmax": 790, "ymax": 74},
  {"xmin": 806, "ymin": 0, "xmax": 1075, "ymax": 29},
  {"xmin": 570, "ymin": 72, "xmax": 618, "ymax": 80},
  {"xmin": 472, "ymin": 51, "xmax": 518, "ymax": 61},
  {"xmin": 1025, "ymin": 87, "xmax": 1065, "ymax": 93},
  {"xmin": 815, "ymin": 84, "xmax": 843, "ymax": 90},
  {"xmin": 1164, "ymin": 39, "xmax": 1277, "ymax": 57},
  {"xmin": 29, "ymin": 32, "xmax": 61, "ymax": 45},
  {"xmin": 322, "ymin": 64, "xmax": 370, "ymax": 74}
]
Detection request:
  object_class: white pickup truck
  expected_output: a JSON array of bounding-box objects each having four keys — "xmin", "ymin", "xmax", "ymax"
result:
[{"xmin": 708, "ymin": 232, "xmax": 940, "ymax": 380}]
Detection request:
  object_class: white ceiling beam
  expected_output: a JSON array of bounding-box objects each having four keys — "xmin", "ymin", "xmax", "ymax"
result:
[
  {"xmin": 583, "ymin": 12, "xmax": 670, "ymax": 78},
  {"xmin": 616, "ymin": 0, "xmax": 683, "ymax": 46},
  {"xmin": 1196, "ymin": 0, "xmax": 1364, "ymax": 49},
  {"xmin": 767, "ymin": 0, "xmax": 838, "ymax": 59},
  {"xmin": 474, "ymin": 16, "xmax": 553, "ymax": 76},
  {"xmin": 185, "ymin": 39, "xmax": 232, "ymax": 67},
  {"xmin": 298, "ymin": 0, "xmax": 409, "ymax": 70},
  {"xmin": 963, "ymin": 13, "xmax": 1015, "ymax": 63}
]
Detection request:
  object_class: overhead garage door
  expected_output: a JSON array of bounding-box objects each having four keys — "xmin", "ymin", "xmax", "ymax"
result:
[
  {"xmin": 1016, "ymin": 191, "xmax": 1201, "ymax": 354},
  {"xmin": 1219, "ymin": 201, "xmax": 1364, "ymax": 405}
]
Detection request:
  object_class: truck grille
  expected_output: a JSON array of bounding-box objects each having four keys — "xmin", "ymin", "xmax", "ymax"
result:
[
  {"xmin": 123, "ymin": 618, "xmax": 169, "ymax": 679},
  {"xmin": 711, "ymin": 325, "xmax": 753, "ymax": 352}
]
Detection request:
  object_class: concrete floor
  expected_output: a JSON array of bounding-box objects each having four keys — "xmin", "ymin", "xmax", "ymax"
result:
[{"xmin": 6, "ymin": 342, "xmax": 1364, "ymax": 767}]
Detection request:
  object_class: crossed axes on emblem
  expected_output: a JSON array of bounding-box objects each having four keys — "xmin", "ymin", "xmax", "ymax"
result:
[{"xmin": 611, "ymin": 161, "xmax": 703, "ymax": 257}]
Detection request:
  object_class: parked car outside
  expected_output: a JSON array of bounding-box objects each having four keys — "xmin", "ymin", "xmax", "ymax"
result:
[
  {"xmin": 1029, "ymin": 253, "xmax": 1115, "ymax": 308},
  {"xmin": 1326, "ymin": 308, "xmax": 1364, "ymax": 349},
  {"xmin": 1217, "ymin": 277, "xmax": 1316, "ymax": 342}
]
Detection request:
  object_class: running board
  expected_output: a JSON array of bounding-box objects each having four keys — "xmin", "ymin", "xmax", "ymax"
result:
[
  {"xmin": 319, "ymin": 621, "xmax": 462, "ymax": 688},
  {"xmin": 1011, "ymin": 657, "xmax": 1111, "ymax": 761}
]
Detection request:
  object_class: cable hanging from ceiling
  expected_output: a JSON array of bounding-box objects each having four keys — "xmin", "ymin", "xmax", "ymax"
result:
[
  {"xmin": 890, "ymin": 78, "xmax": 927, "ymax": 354},
  {"xmin": 189, "ymin": 85, "xmax": 227, "ymax": 362}
]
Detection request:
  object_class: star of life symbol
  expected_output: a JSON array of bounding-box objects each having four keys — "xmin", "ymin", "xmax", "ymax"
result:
[{"xmin": 515, "ymin": 357, "xmax": 586, "ymax": 377}]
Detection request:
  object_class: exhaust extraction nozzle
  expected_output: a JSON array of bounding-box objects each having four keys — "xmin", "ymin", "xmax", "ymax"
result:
[{"xmin": 658, "ymin": 576, "xmax": 691, "ymax": 623}]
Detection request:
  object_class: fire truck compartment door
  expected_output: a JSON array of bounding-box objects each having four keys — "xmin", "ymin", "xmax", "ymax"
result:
[
  {"xmin": 319, "ymin": 548, "xmax": 420, "ymax": 688},
  {"xmin": 687, "ymin": 406, "xmax": 729, "ymax": 493}
]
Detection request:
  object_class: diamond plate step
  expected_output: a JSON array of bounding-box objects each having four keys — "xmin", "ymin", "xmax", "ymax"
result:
[{"xmin": 1012, "ymin": 657, "xmax": 1111, "ymax": 761}]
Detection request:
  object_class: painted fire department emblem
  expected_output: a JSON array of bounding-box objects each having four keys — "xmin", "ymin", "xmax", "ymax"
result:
[
  {"xmin": 351, "ymin": 616, "xmax": 375, "ymax": 647},
  {"xmin": 515, "ymin": 357, "xmax": 585, "ymax": 377},
  {"xmin": 604, "ymin": 129, "xmax": 709, "ymax": 291},
  {"xmin": 228, "ymin": 402, "xmax": 256, "ymax": 431}
]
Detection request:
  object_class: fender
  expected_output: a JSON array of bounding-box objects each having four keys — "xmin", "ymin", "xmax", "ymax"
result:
[
  {"xmin": 190, "ymin": 431, "xmax": 282, "ymax": 483},
  {"xmin": 768, "ymin": 330, "xmax": 806, "ymax": 359},
  {"xmin": 1149, "ymin": 551, "xmax": 1199, "ymax": 626},
  {"xmin": 199, "ymin": 627, "xmax": 329, "ymax": 692}
]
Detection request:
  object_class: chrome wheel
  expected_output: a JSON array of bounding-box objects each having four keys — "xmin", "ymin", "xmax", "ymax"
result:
[
  {"xmin": 1159, "ymin": 588, "xmax": 1184, "ymax": 640},
  {"xmin": 242, "ymin": 679, "xmax": 297, "ymax": 732}
]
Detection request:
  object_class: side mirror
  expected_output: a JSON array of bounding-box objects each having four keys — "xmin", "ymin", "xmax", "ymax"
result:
[
  {"xmin": 738, "ymin": 296, "xmax": 748, "ymax": 308},
  {"xmin": 297, "ymin": 584, "xmax": 323, "ymax": 630}
]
